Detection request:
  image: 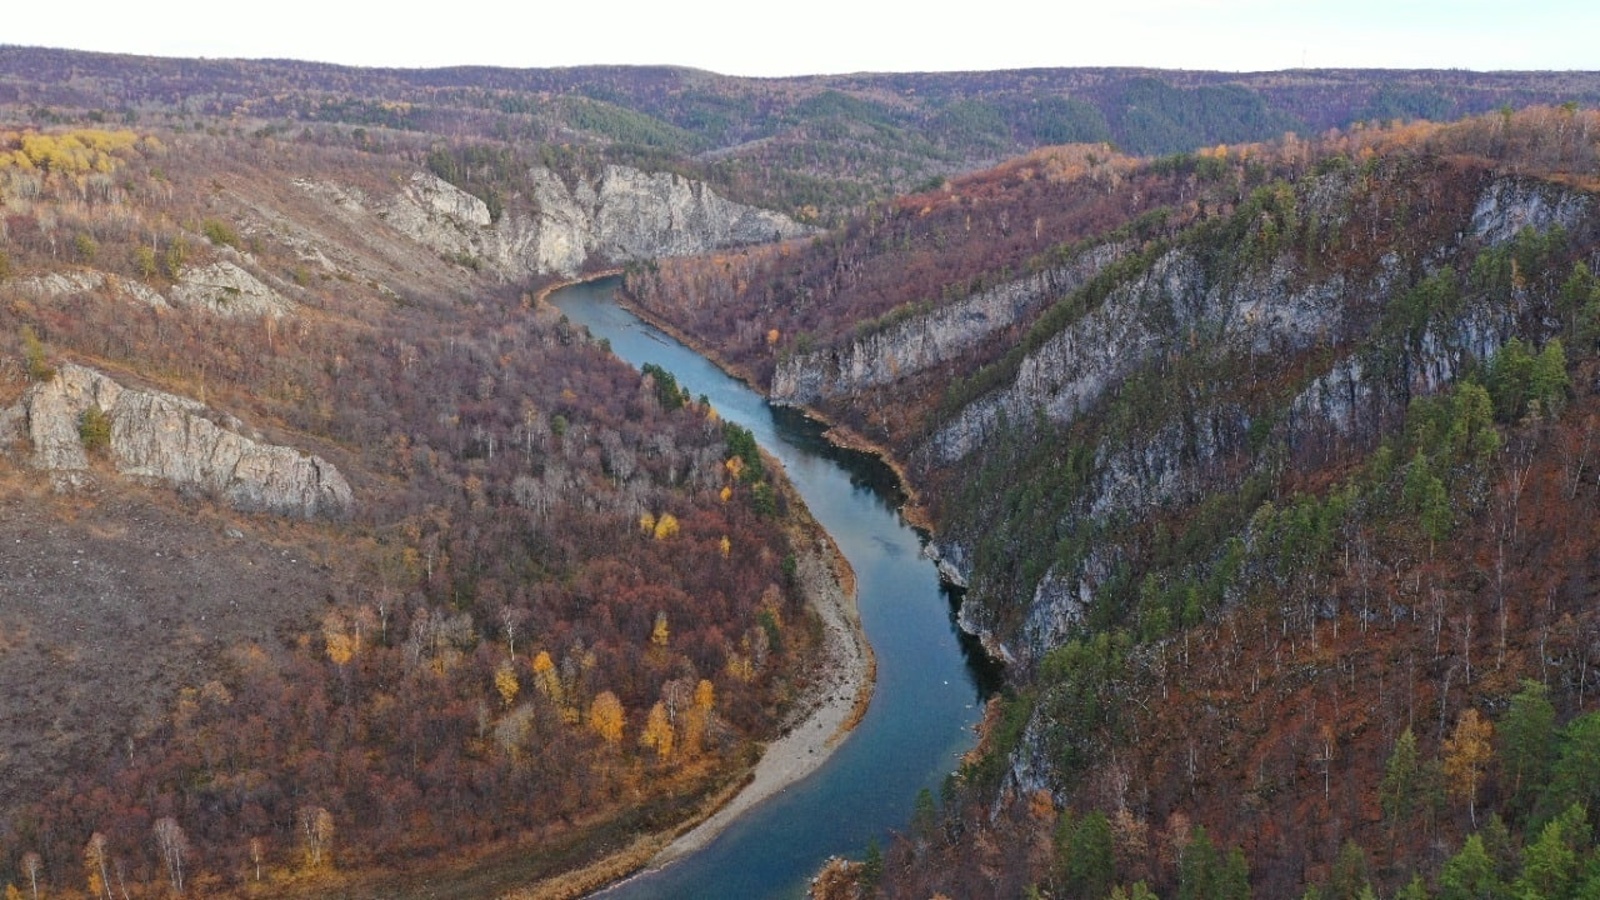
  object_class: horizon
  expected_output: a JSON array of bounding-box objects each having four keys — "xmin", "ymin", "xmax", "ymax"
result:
[
  {"xmin": 6, "ymin": 0, "xmax": 1597, "ymax": 79},
  {"xmin": 3, "ymin": 42, "xmax": 1595, "ymax": 81}
]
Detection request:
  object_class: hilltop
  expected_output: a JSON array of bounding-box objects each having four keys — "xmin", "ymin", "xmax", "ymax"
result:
[{"xmin": 5, "ymin": 46, "xmax": 1599, "ymax": 225}]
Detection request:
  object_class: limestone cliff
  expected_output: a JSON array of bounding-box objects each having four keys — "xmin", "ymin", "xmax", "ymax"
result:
[
  {"xmin": 12, "ymin": 269, "xmax": 170, "ymax": 309},
  {"xmin": 1, "ymin": 364, "xmax": 351, "ymax": 519},
  {"xmin": 905, "ymin": 175, "xmax": 1597, "ymax": 667},
  {"xmin": 374, "ymin": 166, "xmax": 811, "ymax": 279},
  {"xmin": 771, "ymin": 245, "xmax": 1127, "ymax": 406}
]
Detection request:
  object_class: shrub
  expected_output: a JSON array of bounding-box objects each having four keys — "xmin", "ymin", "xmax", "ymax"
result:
[{"xmin": 80, "ymin": 405, "xmax": 112, "ymax": 453}]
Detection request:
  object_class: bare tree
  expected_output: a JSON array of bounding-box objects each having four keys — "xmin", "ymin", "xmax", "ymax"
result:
[
  {"xmin": 84, "ymin": 832, "xmax": 112, "ymax": 900},
  {"xmin": 299, "ymin": 805, "xmax": 334, "ymax": 869},
  {"xmin": 1557, "ymin": 415, "xmax": 1595, "ymax": 499},
  {"xmin": 500, "ymin": 605, "xmax": 529, "ymax": 659},
  {"xmin": 21, "ymin": 851, "xmax": 41, "ymax": 900},
  {"xmin": 153, "ymin": 816, "xmax": 187, "ymax": 894}
]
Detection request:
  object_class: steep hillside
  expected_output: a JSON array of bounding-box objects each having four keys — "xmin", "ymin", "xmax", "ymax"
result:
[
  {"xmin": 0, "ymin": 116, "xmax": 828, "ymax": 896},
  {"xmin": 624, "ymin": 108, "xmax": 1600, "ymax": 897}
]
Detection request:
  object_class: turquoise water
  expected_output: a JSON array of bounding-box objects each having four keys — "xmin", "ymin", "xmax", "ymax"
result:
[{"xmin": 549, "ymin": 278, "xmax": 993, "ymax": 899}]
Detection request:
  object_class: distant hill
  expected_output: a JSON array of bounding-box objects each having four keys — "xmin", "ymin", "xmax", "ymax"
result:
[{"xmin": 3, "ymin": 46, "xmax": 1598, "ymax": 223}]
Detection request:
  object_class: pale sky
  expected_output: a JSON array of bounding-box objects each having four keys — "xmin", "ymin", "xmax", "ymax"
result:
[{"xmin": 5, "ymin": 0, "xmax": 1596, "ymax": 76}]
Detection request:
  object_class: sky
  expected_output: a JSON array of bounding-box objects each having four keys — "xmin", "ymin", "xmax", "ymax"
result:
[{"xmin": 5, "ymin": 0, "xmax": 1597, "ymax": 77}]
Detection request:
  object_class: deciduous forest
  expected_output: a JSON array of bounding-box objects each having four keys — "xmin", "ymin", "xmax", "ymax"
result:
[{"xmin": 4, "ymin": 46, "xmax": 1600, "ymax": 899}]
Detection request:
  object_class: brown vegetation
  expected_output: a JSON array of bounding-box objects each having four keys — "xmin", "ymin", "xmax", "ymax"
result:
[{"xmin": 0, "ymin": 119, "xmax": 822, "ymax": 897}]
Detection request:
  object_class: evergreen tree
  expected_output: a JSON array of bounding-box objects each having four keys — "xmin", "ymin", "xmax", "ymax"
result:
[
  {"xmin": 1382, "ymin": 727, "xmax": 1423, "ymax": 827},
  {"xmin": 1515, "ymin": 808, "xmax": 1583, "ymax": 900},
  {"xmin": 1438, "ymin": 834, "xmax": 1501, "ymax": 900},
  {"xmin": 1539, "ymin": 712, "xmax": 1600, "ymax": 824},
  {"xmin": 1063, "ymin": 811, "xmax": 1115, "ymax": 900},
  {"xmin": 1499, "ymin": 680, "xmax": 1557, "ymax": 821}
]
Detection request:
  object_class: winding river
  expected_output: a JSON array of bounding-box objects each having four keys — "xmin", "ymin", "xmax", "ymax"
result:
[{"xmin": 550, "ymin": 278, "xmax": 995, "ymax": 899}]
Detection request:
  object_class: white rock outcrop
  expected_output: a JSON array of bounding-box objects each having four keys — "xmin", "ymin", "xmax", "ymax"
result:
[
  {"xmin": 1, "ymin": 364, "xmax": 351, "ymax": 519},
  {"xmin": 169, "ymin": 262, "xmax": 297, "ymax": 318},
  {"xmin": 772, "ymin": 246, "xmax": 1126, "ymax": 406},
  {"xmin": 1473, "ymin": 176, "xmax": 1592, "ymax": 244},
  {"xmin": 12, "ymin": 269, "xmax": 170, "ymax": 309},
  {"xmin": 374, "ymin": 165, "xmax": 812, "ymax": 279}
]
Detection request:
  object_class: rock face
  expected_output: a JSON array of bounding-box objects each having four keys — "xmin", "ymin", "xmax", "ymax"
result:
[
  {"xmin": 377, "ymin": 166, "xmax": 811, "ymax": 279},
  {"xmin": 1472, "ymin": 176, "xmax": 1592, "ymax": 243},
  {"xmin": 1, "ymin": 364, "xmax": 351, "ymax": 519},
  {"xmin": 11, "ymin": 261, "xmax": 295, "ymax": 319},
  {"xmin": 925, "ymin": 248, "xmax": 1378, "ymax": 465},
  {"xmin": 899, "ymin": 175, "xmax": 1594, "ymax": 668},
  {"xmin": 772, "ymin": 245, "xmax": 1127, "ymax": 405},
  {"xmin": 12, "ymin": 268, "xmax": 170, "ymax": 309},
  {"xmin": 169, "ymin": 261, "xmax": 298, "ymax": 318}
]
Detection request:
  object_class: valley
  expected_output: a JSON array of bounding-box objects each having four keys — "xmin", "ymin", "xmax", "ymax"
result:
[{"xmin": 3, "ymin": 45, "xmax": 1600, "ymax": 899}]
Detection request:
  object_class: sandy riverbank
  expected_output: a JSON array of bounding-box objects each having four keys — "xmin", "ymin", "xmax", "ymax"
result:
[
  {"xmin": 504, "ymin": 533, "xmax": 874, "ymax": 900},
  {"xmin": 646, "ymin": 539, "xmax": 874, "ymax": 869}
]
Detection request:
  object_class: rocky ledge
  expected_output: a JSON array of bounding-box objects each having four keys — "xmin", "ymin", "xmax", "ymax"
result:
[{"xmin": 0, "ymin": 363, "xmax": 351, "ymax": 519}]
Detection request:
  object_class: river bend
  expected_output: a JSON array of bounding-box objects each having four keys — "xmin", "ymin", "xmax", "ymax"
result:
[{"xmin": 549, "ymin": 278, "xmax": 991, "ymax": 899}]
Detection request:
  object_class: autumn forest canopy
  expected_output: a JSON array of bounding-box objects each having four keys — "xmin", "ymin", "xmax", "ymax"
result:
[{"xmin": 2, "ymin": 45, "xmax": 1600, "ymax": 900}]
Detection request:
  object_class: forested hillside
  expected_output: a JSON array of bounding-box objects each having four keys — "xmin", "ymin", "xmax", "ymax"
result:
[
  {"xmin": 6, "ymin": 45, "xmax": 1600, "ymax": 900},
  {"xmin": 624, "ymin": 107, "xmax": 1600, "ymax": 897},
  {"xmin": 0, "ymin": 110, "xmax": 827, "ymax": 897}
]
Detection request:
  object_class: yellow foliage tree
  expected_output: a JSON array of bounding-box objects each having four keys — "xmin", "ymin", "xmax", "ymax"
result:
[
  {"xmin": 588, "ymin": 691, "xmax": 625, "ymax": 745},
  {"xmin": 640, "ymin": 701, "xmax": 675, "ymax": 760},
  {"xmin": 298, "ymin": 806, "xmax": 334, "ymax": 870},
  {"xmin": 651, "ymin": 611, "xmax": 670, "ymax": 647},
  {"xmin": 531, "ymin": 650, "xmax": 563, "ymax": 703},
  {"xmin": 84, "ymin": 832, "xmax": 110, "ymax": 900},
  {"xmin": 682, "ymin": 678, "xmax": 716, "ymax": 756},
  {"xmin": 725, "ymin": 653, "xmax": 755, "ymax": 682},
  {"xmin": 720, "ymin": 485, "xmax": 733, "ymax": 503},
  {"xmin": 638, "ymin": 512, "xmax": 656, "ymax": 535},
  {"xmin": 653, "ymin": 513, "xmax": 680, "ymax": 540},
  {"xmin": 494, "ymin": 663, "xmax": 520, "ymax": 708},
  {"xmin": 1, "ymin": 129, "xmax": 140, "ymax": 175},
  {"xmin": 719, "ymin": 535, "xmax": 732, "ymax": 558},
  {"xmin": 1443, "ymin": 707, "xmax": 1495, "ymax": 826},
  {"xmin": 322, "ymin": 610, "xmax": 358, "ymax": 667}
]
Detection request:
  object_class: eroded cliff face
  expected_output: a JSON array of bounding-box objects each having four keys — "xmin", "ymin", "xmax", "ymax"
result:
[
  {"xmin": 924, "ymin": 250, "xmax": 1385, "ymax": 466},
  {"xmin": 772, "ymin": 245, "xmax": 1128, "ymax": 406},
  {"xmin": 973, "ymin": 174, "xmax": 1600, "ymax": 804},
  {"xmin": 169, "ymin": 261, "xmax": 298, "ymax": 318},
  {"xmin": 375, "ymin": 166, "xmax": 811, "ymax": 279},
  {"xmin": 887, "ymin": 175, "xmax": 1593, "ymax": 669},
  {"xmin": 1, "ymin": 364, "xmax": 351, "ymax": 519}
]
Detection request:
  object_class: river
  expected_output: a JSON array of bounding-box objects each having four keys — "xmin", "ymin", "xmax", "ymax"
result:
[{"xmin": 548, "ymin": 278, "xmax": 994, "ymax": 899}]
